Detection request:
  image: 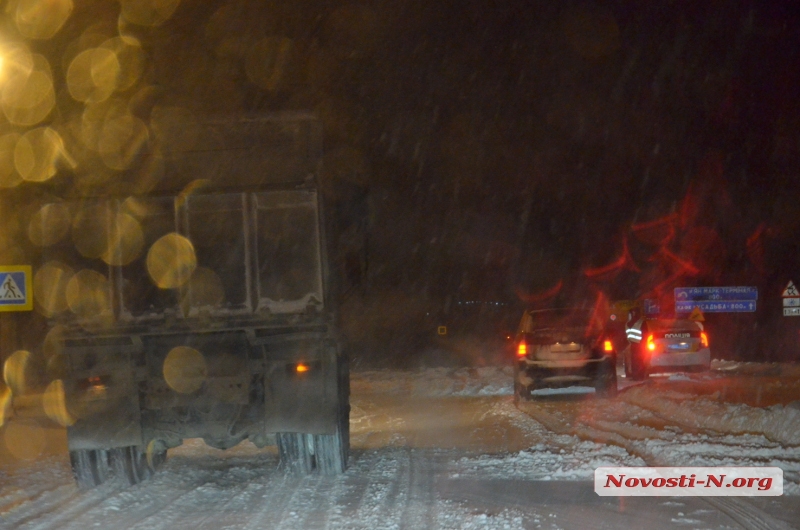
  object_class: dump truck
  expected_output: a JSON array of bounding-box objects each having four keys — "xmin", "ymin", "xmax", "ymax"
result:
[{"xmin": 39, "ymin": 113, "xmax": 363, "ymax": 487}]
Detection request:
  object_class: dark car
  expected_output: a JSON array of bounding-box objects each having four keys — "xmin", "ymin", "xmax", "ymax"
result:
[
  {"xmin": 513, "ymin": 307, "xmax": 618, "ymax": 400},
  {"xmin": 624, "ymin": 318, "xmax": 711, "ymax": 380}
]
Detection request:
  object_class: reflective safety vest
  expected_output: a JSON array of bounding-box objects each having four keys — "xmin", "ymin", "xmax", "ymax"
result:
[{"xmin": 626, "ymin": 318, "xmax": 645, "ymax": 343}]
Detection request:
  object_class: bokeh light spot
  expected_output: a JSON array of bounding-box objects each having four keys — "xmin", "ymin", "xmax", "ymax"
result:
[
  {"xmin": 66, "ymin": 47, "xmax": 119, "ymax": 103},
  {"xmin": 100, "ymin": 36, "xmax": 145, "ymax": 91},
  {"xmin": 34, "ymin": 261, "xmax": 74, "ymax": 317},
  {"xmin": 1, "ymin": 65, "xmax": 55, "ymax": 126},
  {"xmin": 14, "ymin": 127, "xmax": 65, "ymax": 182},
  {"xmin": 98, "ymin": 113, "xmax": 149, "ymax": 170},
  {"xmin": 3, "ymin": 419, "xmax": 46, "ymax": 461},
  {"xmin": 146, "ymin": 233, "xmax": 197, "ymax": 289},
  {"xmin": 180, "ymin": 266, "xmax": 225, "ymax": 314},
  {"xmin": 102, "ymin": 212, "xmax": 145, "ymax": 266},
  {"xmin": 0, "ymin": 133, "xmax": 23, "ymax": 188},
  {"xmin": 72, "ymin": 204, "xmax": 112, "ymax": 259},
  {"xmin": 28, "ymin": 202, "xmax": 71, "ymax": 247},
  {"xmin": 120, "ymin": 0, "xmax": 180, "ymax": 27},
  {"xmin": 14, "ymin": 0, "xmax": 73, "ymax": 40},
  {"xmin": 65, "ymin": 269, "xmax": 112, "ymax": 320},
  {"xmin": 163, "ymin": 346, "xmax": 206, "ymax": 394},
  {"xmin": 43, "ymin": 379, "xmax": 75, "ymax": 427},
  {"xmin": 3, "ymin": 350, "xmax": 31, "ymax": 395},
  {"xmin": 245, "ymin": 36, "xmax": 295, "ymax": 92},
  {"xmin": 0, "ymin": 386, "xmax": 11, "ymax": 428}
]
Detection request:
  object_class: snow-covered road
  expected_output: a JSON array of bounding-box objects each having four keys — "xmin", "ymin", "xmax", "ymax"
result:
[{"xmin": 1, "ymin": 361, "xmax": 799, "ymax": 529}]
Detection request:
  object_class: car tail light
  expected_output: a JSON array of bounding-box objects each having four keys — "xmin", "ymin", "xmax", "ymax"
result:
[
  {"xmin": 517, "ymin": 341, "xmax": 527, "ymax": 357},
  {"xmin": 646, "ymin": 334, "xmax": 655, "ymax": 351},
  {"xmin": 700, "ymin": 332, "xmax": 709, "ymax": 348},
  {"xmin": 603, "ymin": 340, "xmax": 613, "ymax": 352}
]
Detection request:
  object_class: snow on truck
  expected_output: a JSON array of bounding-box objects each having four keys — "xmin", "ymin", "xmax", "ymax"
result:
[{"xmin": 40, "ymin": 113, "xmax": 363, "ymax": 488}]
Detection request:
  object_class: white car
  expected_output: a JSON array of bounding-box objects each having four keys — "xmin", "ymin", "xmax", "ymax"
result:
[{"xmin": 624, "ymin": 318, "xmax": 711, "ymax": 380}]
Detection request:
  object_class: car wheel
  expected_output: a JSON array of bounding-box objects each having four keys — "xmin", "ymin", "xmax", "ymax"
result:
[
  {"xmin": 628, "ymin": 343, "xmax": 648, "ymax": 381},
  {"xmin": 595, "ymin": 356, "xmax": 618, "ymax": 398}
]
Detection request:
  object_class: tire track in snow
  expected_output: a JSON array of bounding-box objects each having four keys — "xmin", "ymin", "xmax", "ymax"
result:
[
  {"xmin": 333, "ymin": 447, "xmax": 409, "ymax": 530},
  {"xmin": 399, "ymin": 449, "xmax": 436, "ymax": 530},
  {"xmin": 518, "ymin": 400, "xmax": 799, "ymax": 530}
]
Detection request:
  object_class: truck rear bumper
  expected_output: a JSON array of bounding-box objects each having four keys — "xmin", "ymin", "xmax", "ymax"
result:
[{"xmin": 62, "ymin": 325, "xmax": 346, "ymax": 452}]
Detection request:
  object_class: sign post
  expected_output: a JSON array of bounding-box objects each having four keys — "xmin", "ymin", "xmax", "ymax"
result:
[{"xmin": 782, "ymin": 281, "xmax": 800, "ymax": 317}]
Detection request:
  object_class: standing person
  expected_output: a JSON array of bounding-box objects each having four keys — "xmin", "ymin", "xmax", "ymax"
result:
[{"xmin": 624, "ymin": 304, "xmax": 649, "ymax": 380}]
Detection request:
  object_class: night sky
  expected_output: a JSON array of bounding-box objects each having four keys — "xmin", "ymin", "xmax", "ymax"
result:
[{"xmin": 2, "ymin": 0, "xmax": 800, "ymax": 365}]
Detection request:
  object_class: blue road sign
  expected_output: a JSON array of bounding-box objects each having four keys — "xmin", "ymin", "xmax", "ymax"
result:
[
  {"xmin": 644, "ymin": 298, "xmax": 660, "ymax": 315},
  {"xmin": 674, "ymin": 286, "xmax": 758, "ymax": 302},
  {"xmin": 676, "ymin": 300, "xmax": 756, "ymax": 313},
  {"xmin": 0, "ymin": 266, "xmax": 32, "ymax": 311}
]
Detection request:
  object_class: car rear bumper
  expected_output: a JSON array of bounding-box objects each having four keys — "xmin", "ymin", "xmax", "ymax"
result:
[
  {"xmin": 648, "ymin": 348, "xmax": 710, "ymax": 369},
  {"xmin": 517, "ymin": 357, "xmax": 613, "ymax": 387}
]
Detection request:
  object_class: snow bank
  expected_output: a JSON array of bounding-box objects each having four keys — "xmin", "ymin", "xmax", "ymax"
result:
[{"xmin": 620, "ymin": 385, "xmax": 800, "ymax": 446}]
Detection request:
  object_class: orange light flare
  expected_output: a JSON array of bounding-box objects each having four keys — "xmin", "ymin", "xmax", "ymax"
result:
[
  {"xmin": 296, "ymin": 363, "xmax": 309, "ymax": 373},
  {"xmin": 650, "ymin": 247, "xmax": 700, "ymax": 276},
  {"xmin": 583, "ymin": 235, "xmax": 640, "ymax": 280},
  {"xmin": 646, "ymin": 334, "xmax": 656, "ymax": 351},
  {"xmin": 516, "ymin": 342, "xmax": 527, "ymax": 357},
  {"xmin": 515, "ymin": 279, "xmax": 563, "ymax": 305},
  {"xmin": 746, "ymin": 222, "xmax": 772, "ymax": 274},
  {"xmin": 603, "ymin": 340, "xmax": 613, "ymax": 352},
  {"xmin": 701, "ymin": 332, "xmax": 709, "ymax": 348},
  {"xmin": 588, "ymin": 290, "xmax": 610, "ymax": 330},
  {"xmin": 630, "ymin": 213, "xmax": 678, "ymax": 246}
]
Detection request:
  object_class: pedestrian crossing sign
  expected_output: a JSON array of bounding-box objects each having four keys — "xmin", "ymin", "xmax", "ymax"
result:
[{"xmin": 0, "ymin": 266, "xmax": 32, "ymax": 311}]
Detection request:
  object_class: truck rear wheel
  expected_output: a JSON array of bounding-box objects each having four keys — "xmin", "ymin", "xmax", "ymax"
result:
[
  {"xmin": 70, "ymin": 449, "xmax": 113, "ymax": 489},
  {"xmin": 111, "ymin": 446, "xmax": 166, "ymax": 486},
  {"xmin": 276, "ymin": 432, "xmax": 314, "ymax": 474},
  {"xmin": 277, "ymin": 400, "xmax": 350, "ymax": 475}
]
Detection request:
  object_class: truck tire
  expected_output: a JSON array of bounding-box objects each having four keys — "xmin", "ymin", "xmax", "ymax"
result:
[
  {"xmin": 628, "ymin": 344, "xmax": 647, "ymax": 381},
  {"xmin": 70, "ymin": 449, "xmax": 113, "ymax": 489},
  {"xmin": 594, "ymin": 356, "xmax": 618, "ymax": 398},
  {"xmin": 278, "ymin": 399, "xmax": 350, "ymax": 475},
  {"xmin": 111, "ymin": 445, "xmax": 166, "ymax": 486},
  {"xmin": 314, "ymin": 409, "xmax": 348, "ymax": 475},
  {"xmin": 277, "ymin": 432, "xmax": 314, "ymax": 474}
]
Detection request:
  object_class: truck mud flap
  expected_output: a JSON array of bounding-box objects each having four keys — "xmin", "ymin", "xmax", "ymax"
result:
[{"xmin": 262, "ymin": 338, "xmax": 339, "ymax": 435}]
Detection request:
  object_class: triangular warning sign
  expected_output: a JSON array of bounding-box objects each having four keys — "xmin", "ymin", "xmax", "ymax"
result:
[
  {"xmin": 0, "ymin": 273, "xmax": 24, "ymax": 299},
  {"xmin": 689, "ymin": 306, "xmax": 705, "ymax": 322},
  {"xmin": 782, "ymin": 281, "xmax": 799, "ymax": 298},
  {"xmin": 0, "ymin": 275, "xmax": 22, "ymax": 300}
]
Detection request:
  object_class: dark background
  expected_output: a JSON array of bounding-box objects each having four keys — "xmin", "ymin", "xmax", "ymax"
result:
[{"xmin": 1, "ymin": 0, "xmax": 799, "ymax": 368}]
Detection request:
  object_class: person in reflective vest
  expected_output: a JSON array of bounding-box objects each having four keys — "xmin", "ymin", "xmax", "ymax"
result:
[{"xmin": 625, "ymin": 306, "xmax": 646, "ymax": 344}]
